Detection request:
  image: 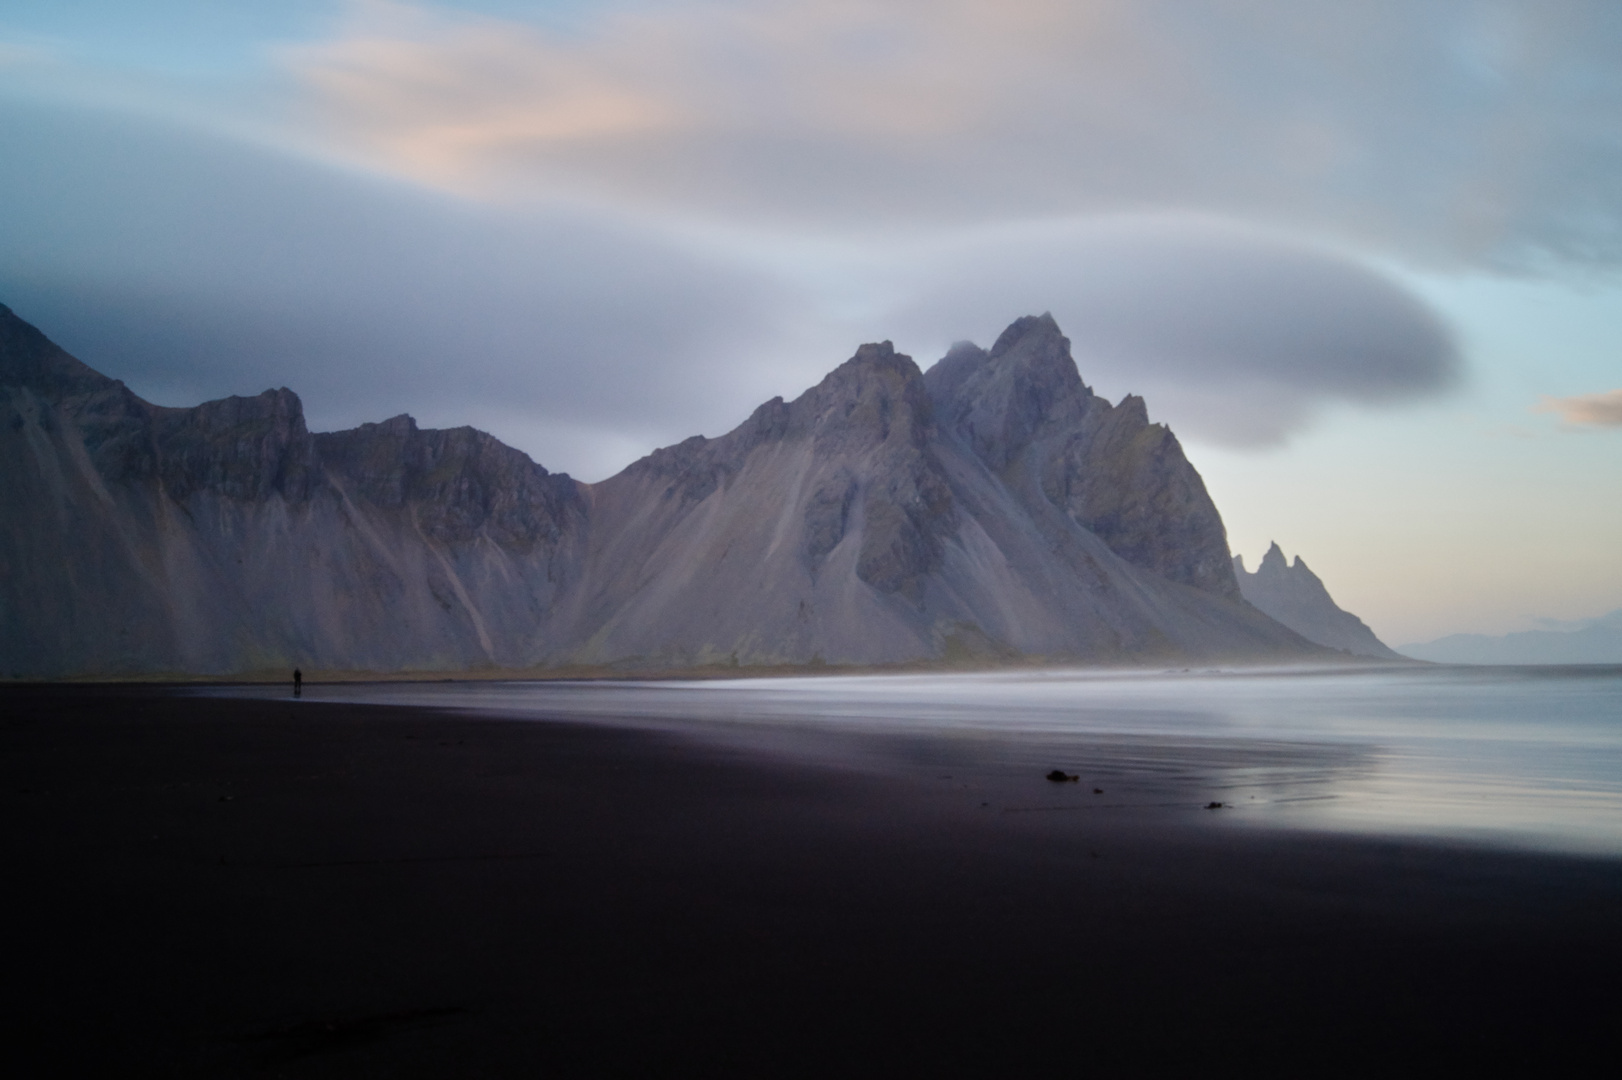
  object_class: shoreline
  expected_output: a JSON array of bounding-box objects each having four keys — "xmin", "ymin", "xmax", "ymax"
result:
[
  {"xmin": 3, "ymin": 652, "xmax": 1426, "ymax": 686},
  {"xmin": 5, "ymin": 684, "xmax": 1620, "ymax": 1074}
]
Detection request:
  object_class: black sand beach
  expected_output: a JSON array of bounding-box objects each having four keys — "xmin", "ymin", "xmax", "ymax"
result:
[{"xmin": 4, "ymin": 685, "xmax": 1620, "ymax": 1076}]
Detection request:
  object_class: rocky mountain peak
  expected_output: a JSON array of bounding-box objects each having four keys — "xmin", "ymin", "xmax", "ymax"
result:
[
  {"xmin": 921, "ymin": 315, "xmax": 1238, "ymax": 599},
  {"xmin": 819, "ymin": 340, "xmax": 918, "ymax": 394},
  {"xmin": 3, "ymin": 299, "xmax": 320, "ymax": 502},
  {"xmin": 928, "ymin": 314, "xmax": 1091, "ymax": 471},
  {"xmin": 811, "ymin": 344, "xmax": 953, "ymax": 602},
  {"xmin": 985, "ymin": 313, "xmax": 1085, "ymax": 404},
  {"xmin": 854, "ymin": 339, "xmax": 899, "ymax": 363},
  {"xmin": 316, "ymin": 415, "xmax": 579, "ymax": 548},
  {"xmin": 921, "ymin": 340, "xmax": 988, "ymax": 407},
  {"xmin": 1235, "ymin": 544, "xmax": 1399, "ymax": 659},
  {"xmin": 801, "ymin": 340, "xmax": 934, "ymax": 452},
  {"xmin": 152, "ymin": 387, "xmax": 316, "ymax": 502},
  {"xmin": 1113, "ymin": 394, "xmax": 1150, "ymax": 426},
  {"xmin": 1, "ymin": 302, "xmax": 117, "ymax": 399},
  {"xmin": 378, "ymin": 414, "xmax": 419, "ymax": 436},
  {"xmin": 988, "ymin": 312, "xmax": 1063, "ymax": 358}
]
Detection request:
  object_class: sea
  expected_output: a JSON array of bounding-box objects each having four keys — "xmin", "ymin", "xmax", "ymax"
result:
[{"xmin": 206, "ymin": 664, "xmax": 1622, "ymax": 857}]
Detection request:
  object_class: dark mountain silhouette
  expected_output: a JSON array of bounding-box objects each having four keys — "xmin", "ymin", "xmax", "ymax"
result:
[{"xmin": 3, "ymin": 302, "xmax": 1325, "ymax": 677}]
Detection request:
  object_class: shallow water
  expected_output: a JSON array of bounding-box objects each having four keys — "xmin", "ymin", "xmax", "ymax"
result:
[{"xmin": 205, "ymin": 664, "xmax": 1622, "ymax": 856}]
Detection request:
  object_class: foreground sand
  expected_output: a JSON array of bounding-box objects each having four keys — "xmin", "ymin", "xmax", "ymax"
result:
[{"xmin": 4, "ymin": 685, "xmax": 1619, "ymax": 1075}]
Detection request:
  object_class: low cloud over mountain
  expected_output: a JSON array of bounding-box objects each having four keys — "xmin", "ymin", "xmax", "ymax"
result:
[{"xmin": 1, "ymin": 99, "xmax": 1464, "ymax": 473}]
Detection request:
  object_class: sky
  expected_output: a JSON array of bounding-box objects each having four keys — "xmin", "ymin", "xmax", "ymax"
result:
[{"xmin": 2, "ymin": 0, "xmax": 1619, "ymax": 645}]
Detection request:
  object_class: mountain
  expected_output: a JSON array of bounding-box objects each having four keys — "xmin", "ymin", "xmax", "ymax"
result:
[
  {"xmin": 0, "ymin": 304, "xmax": 585, "ymax": 677},
  {"xmin": 1399, "ymin": 610, "xmax": 1622, "ymax": 665},
  {"xmin": 1233, "ymin": 543, "xmax": 1400, "ymax": 660},
  {"xmin": 2, "ymin": 303, "xmax": 1323, "ymax": 677}
]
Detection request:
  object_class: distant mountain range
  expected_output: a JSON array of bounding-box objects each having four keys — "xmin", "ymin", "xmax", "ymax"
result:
[
  {"xmin": 1399, "ymin": 610, "xmax": 1622, "ymax": 665},
  {"xmin": 3, "ymin": 302, "xmax": 1346, "ymax": 677},
  {"xmin": 1233, "ymin": 544, "xmax": 1401, "ymax": 660}
]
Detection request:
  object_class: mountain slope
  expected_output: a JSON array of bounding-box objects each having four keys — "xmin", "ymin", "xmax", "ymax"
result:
[
  {"xmin": 560, "ymin": 326, "xmax": 1311, "ymax": 666},
  {"xmin": 2, "ymin": 302, "xmax": 1325, "ymax": 676},
  {"xmin": 928, "ymin": 314, "xmax": 1240, "ymax": 599},
  {"xmin": 1, "ymin": 303, "xmax": 584, "ymax": 677},
  {"xmin": 1233, "ymin": 543, "xmax": 1399, "ymax": 659}
]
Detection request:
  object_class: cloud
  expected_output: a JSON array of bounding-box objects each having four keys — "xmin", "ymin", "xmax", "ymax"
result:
[
  {"xmin": 862, "ymin": 217, "xmax": 1462, "ymax": 445},
  {"xmin": 278, "ymin": 0, "xmax": 1622, "ymax": 271},
  {"xmin": 0, "ymin": 96, "xmax": 825, "ymax": 481},
  {"xmin": 1537, "ymin": 388, "xmax": 1622, "ymax": 427},
  {"xmin": 0, "ymin": 90, "xmax": 1467, "ymax": 467}
]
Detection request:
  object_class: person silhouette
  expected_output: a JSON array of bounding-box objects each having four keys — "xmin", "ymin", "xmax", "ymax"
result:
[{"xmin": 293, "ymin": 667, "xmax": 303, "ymax": 698}]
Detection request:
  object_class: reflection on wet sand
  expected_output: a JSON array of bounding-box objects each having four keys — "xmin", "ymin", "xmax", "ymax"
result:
[{"xmin": 204, "ymin": 664, "xmax": 1622, "ymax": 854}]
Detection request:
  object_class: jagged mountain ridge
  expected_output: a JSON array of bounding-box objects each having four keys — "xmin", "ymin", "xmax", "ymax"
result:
[
  {"xmin": 929, "ymin": 318, "xmax": 1238, "ymax": 599},
  {"xmin": 1, "ymin": 305, "xmax": 584, "ymax": 676},
  {"xmin": 2, "ymin": 302, "xmax": 1322, "ymax": 676},
  {"xmin": 1233, "ymin": 543, "xmax": 1399, "ymax": 660}
]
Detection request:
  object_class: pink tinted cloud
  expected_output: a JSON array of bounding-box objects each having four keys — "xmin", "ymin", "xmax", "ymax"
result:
[
  {"xmin": 1537, "ymin": 389, "xmax": 1622, "ymax": 427},
  {"xmin": 275, "ymin": 0, "xmax": 1622, "ymax": 269}
]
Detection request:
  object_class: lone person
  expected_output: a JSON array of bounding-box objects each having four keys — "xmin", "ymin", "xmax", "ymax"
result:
[{"xmin": 293, "ymin": 667, "xmax": 303, "ymax": 698}]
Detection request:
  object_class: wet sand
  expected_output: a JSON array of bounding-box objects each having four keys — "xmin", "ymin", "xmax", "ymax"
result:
[{"xmin": 4, "ymin": 684, "xmax": 1620, "ymax": 1075}]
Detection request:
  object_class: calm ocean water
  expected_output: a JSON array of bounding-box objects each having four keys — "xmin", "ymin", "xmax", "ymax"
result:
[{"xmin": 207, "ymin": 664, "xmax": 1622, "ymax": 856}]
